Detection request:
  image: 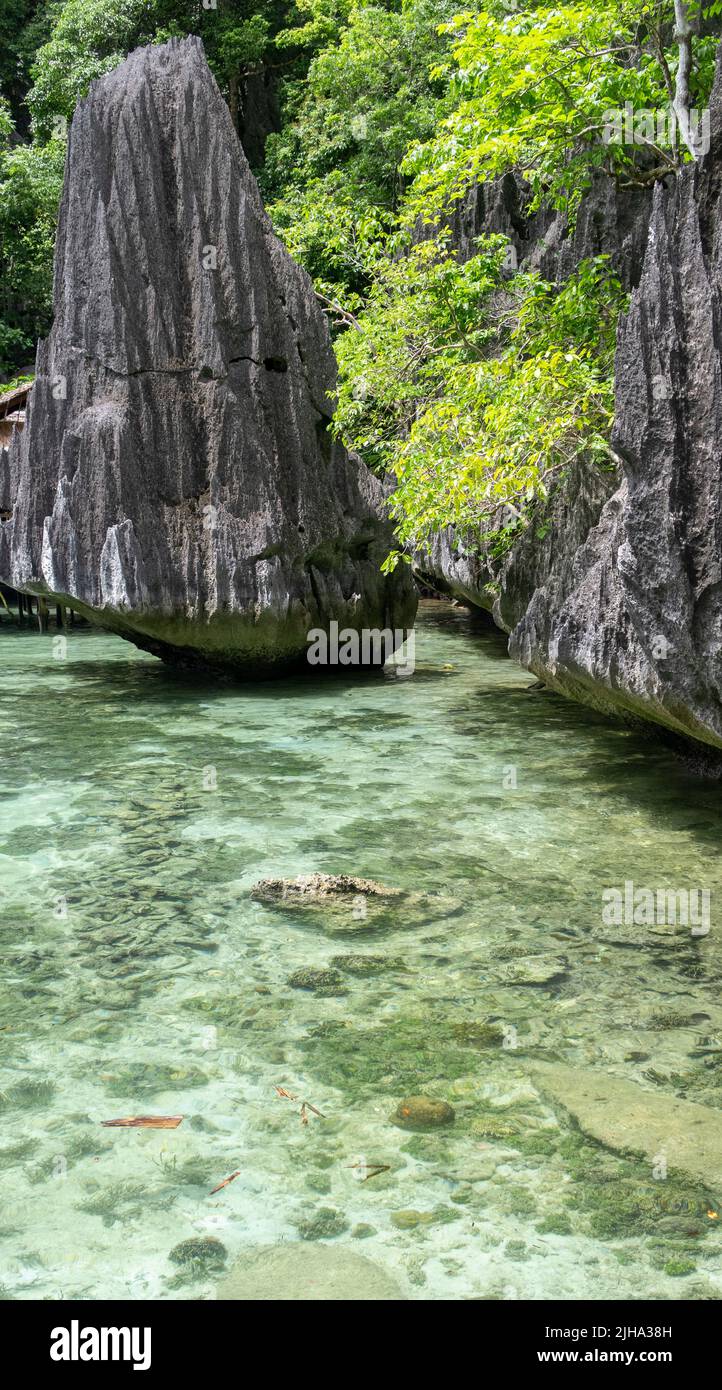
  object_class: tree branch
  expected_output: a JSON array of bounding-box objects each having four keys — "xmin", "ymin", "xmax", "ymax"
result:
[{"xmin": 314, "ymin": 291, "xmax": 363, "ymax": 332}]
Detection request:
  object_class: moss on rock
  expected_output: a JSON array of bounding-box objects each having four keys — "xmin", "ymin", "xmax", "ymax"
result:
[
  {"xmin": 294, "ymin": 1207, "xmax": 349, "ymax": 1240},
  {"xmin": 169, "ymin": 1236, "xmax": 227, "ymax": 1271},
  {"xmin": 391, "ymin": 1095, "xmax": 455, "ymax": 1131}
]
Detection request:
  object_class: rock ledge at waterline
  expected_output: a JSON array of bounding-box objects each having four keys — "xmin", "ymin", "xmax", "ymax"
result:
[{"xmin": 0, "ymin": 37, "xmax": 416, "ymax": 673}]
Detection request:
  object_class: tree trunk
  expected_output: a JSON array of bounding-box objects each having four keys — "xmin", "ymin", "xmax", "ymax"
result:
[{"xmin": 673, "ymin": 0, "xmax": 702, "ymax": 160}]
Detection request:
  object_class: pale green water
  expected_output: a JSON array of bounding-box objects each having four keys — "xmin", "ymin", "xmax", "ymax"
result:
[{"xmin": 1, "ymin": 600, "xmax": 721, "ymax": 1300}]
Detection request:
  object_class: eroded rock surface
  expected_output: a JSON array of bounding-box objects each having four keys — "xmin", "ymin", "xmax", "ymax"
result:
[
  {"xmin": 251, "ymin": 872, "xmax": 401, "ymax": 903},
  {"xmin": 251, "ymin": 871, "xmax": 460, "ymax": 936},
  {"xmin": 512, "ymin": 57, "xmax": 722, "ymax": 753},
  {"xmin": 0, "ymin": 38, "xmax": 415, "ymax": 673},
  {"xmin": 420, "ymin": 45, "xmax": 722, "ymax": 758}
]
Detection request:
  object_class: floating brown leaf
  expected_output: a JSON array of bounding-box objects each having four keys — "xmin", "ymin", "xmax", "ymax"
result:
[
  {"xmin": 101, "ymin": 1115, "xmax": 183, "ymax": 1129},
  {"xmin": 209, "ymin": 1169, "xmax": 241, "ymax": 1195},
  {"xmin": 276, "ymin": 1085, "xmax": 325, "ymax": 1126}
]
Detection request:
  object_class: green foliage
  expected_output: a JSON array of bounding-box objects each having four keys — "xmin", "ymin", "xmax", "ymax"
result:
[
  {"xmin": 275, "ymin": 0, "xmax": 354, "ymax": 51},
  {"xmin": 401, "ymin": 1, "xmax": 716, "ymax": 228},
  {"xmin": 2, "ymin": 0, "xmax": 719, "ymax": 550},
  {"xmin": 25, "ymin": 0, "xmax": 289, "ymax": 139},
  {"xmin": 334, "ymin": 231, "xmax": 506, "ymax": 470},
  {"xmin": 264, "ymin": 0, "xmax": 457, "ymax": 299},
  {"xmin": 0, "ymin": 0, "xmax": 36, "ymax": 105},
  {"xmin": 0, "ymin": 101, "xmax": 64, "ymax": 371},
  {"xmin": 268, "ymin": 0, "xmax": 455, "ymax": 207},
  {"xmin": 214, "ymin": 11, "xmax": 271, "ymax": 77},
  {"xmin": 268, "ymin": 1, "xmax": 717, "ymax": 566},
  {"xmin": 269, "ymin": 184, "xmax": 392, "ymax": 319},
  {"xmin": 27, "ymin": 0, "xmax": 166, "ymax": 136},
  {"xmin": 334, "ymin": 241, "xmax": 626, "ymax": 564},
  {"xmin": 0, "ymin": 372, "xmax": 34, "ymax": 394}
]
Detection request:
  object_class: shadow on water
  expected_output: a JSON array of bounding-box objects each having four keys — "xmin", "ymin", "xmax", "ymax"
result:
[{"xmin": 3, "ymin": 600, "xmax": 721, "ymax": 825}]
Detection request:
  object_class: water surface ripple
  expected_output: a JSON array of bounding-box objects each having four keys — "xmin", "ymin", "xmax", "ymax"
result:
[{"xmin": 1, "ymin": 602, "xmax": 721, "ymax": 1299}]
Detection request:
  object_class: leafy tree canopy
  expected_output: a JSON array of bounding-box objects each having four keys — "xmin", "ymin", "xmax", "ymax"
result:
[
  {"xmin": 1, "ymin": 0, "xmax": 720, "ymax": 579},
  {"xmin": 263, "ymin": 0, "xmax": 458, "ymax": 302},
  {"xmin": 25, "ymin": 0, "xmax": 291, "ymax": 138},
  {"xmin": 334, "ymin": 240, "xmax": 626, "ymax": 565},
  {"xmin": 0, "ymin": 106, "xmax": 64, "ymax": 370},
  {"xmin": 401, "ymin": 1, "xmax": 720, "ymax": 230}
]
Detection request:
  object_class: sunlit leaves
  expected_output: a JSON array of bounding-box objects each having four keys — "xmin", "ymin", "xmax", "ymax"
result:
[
  {"xmin": 0, "ymin": 107, "xmax": 64, "ymax": 369},
  {"xmin": 401, "ymin": 1, "xmax": 716, "ymax": 228},
  {"xmin": 264, "ymin": 1, "xmax": 458, "ymax": 298},
  {"xmin": 334, "ymin": 243, "xmax": 626, "ymax": 563}
]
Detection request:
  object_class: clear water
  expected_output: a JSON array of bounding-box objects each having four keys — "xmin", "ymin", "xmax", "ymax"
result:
[{"xmin": 1, "ymin": 600, "xmax": 721, "ymax": 1300}]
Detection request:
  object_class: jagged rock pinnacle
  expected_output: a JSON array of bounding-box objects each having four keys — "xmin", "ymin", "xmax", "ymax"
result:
[{"xmin": 0, "ymin": 37, "xmax": 416, "ymax": 672}]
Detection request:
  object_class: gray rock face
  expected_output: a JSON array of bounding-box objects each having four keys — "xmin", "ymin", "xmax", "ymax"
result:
[
  {"xmin": 415, "ymin": 456, "xmax": 616, "ymax": 635},
  {"xmin": 422, "ymin": 49, "xmax": 722, "ymax": 758},
  {"xmin": 0, "ymin": 37, "xmax": 416, "ymax": 673},
  {"xmin": 512, "ymin": 53, "xmax": 722, "ymax": 754},
  {"xmin": 448, "ymin": 168, "xmax": 651, "ymax": 292}
]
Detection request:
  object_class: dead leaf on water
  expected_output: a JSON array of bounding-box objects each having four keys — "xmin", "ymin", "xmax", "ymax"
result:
[{"xmin": 101, "ymin": 1115, "xmax": 183, "ymax": 1129}]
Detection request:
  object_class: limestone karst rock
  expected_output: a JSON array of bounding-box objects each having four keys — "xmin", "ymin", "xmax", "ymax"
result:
[
  {"xmin": 419, "ymin": 45, "xmax": 722, "ymax": 759},
  {"xmin": 0, "ymin": 37, "xmax": 416, "ymax": 673},
  {"xmin": 511, "ymin": 49, "xmax": 722, "ymax": 754}
]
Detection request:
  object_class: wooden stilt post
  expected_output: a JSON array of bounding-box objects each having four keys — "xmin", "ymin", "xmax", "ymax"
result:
[{"xmin": 38, "ymin": 596, "xmax": 48, "ymax": 633}]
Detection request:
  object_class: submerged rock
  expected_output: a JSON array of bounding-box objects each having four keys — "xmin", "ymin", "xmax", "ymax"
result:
[
  {"xmin": 532, "ymin": 1062, "xmax": 722, "ymax": 1190},
  {"xmin": 450, "ymin": 1020, "xmax": 507, "ymax": 1048},
  {"xmin": 390, "ymin": 1208, "xmax": 438, "ymax": 1230},
  {"xmin": 330, "ymin": 953, "xmax": 394, "ymax": 975},
  {"xmin": 252, "ymin": 873, "xmax": 400, "ymax": 903},
  {"xmin": 216, "ymin": 1244, "xmax": 405, "ymax": 1300},
  {"xmin": 251, "ymin": 871, "xmax": 460, "ymax": 936},
  {"xmin": 391, "ymin": 1096, "xmax": 455, "ymax": 1131},
  {"xmin": 169, "ymin": 1236, "xmax": 227, "ymax": 1271},
  {"xmin": 287, "ymin": 966, "xmax": 346, "ymax": 994},
  {"xmin": 0, "ymin": 38, "xmax": 415, "ymax": 674},
  {"xmin": 294, "ymin": 1207, "xmax": 348, "ymax": 1241},
  {"xmin": 491, "ymin": 954, "xmax": 567, "ymax": 986}
]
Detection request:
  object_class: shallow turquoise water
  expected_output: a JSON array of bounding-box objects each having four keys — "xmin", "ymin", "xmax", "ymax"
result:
[{"xmin": 1, "ymin": 600, "xmax": 721, "ymax": 1300}]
